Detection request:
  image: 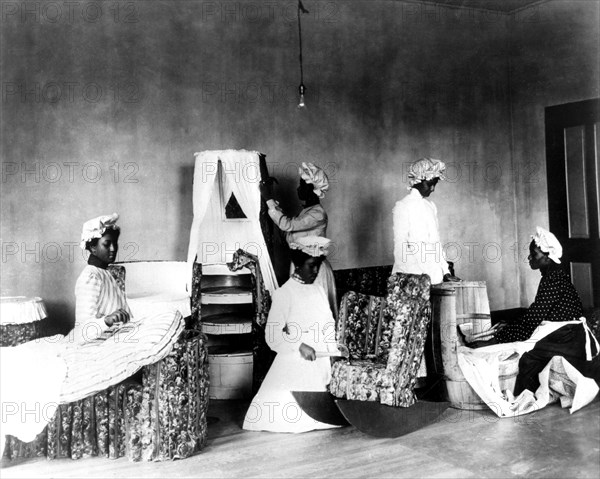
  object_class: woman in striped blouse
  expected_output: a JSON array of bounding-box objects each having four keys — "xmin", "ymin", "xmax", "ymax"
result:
[{"xmin": 72, "ymin": 213, "xmax": 131, "ymax": 344}]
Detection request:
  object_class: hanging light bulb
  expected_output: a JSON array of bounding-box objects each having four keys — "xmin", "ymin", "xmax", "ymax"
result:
[
  {"xmin": 298, "ymin": 83, "xmax": 306, "ymax": 108},
  {"xmin": 296, "ymin": 1, "xmax": 308, "ymax": 109}
]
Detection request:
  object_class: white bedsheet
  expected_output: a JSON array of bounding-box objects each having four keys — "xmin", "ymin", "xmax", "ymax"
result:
[
  {"xmin": 0, "ymin": 335, "xmax": 67, "ymax": 454},
  {"xmin": 457, "ymin": 320, "xmax": 599, "ymax": 417},
  {"xmin": 0, "ymin": 310, "xmax": 184, "ymax": 456}
]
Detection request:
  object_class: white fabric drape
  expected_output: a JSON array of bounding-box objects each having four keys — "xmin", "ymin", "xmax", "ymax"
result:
[
  {"xmin": 0, "ymin": 336, "xmax": 66, "ymax": 454},
  {"xmin": 457, "ymin": 319, "xmax": 599, "ymax": 417},
  {"xmin": 187, "ymin": 150, "xmax": 278, "ymax": 293},
  {"xmin": 187, "ymin": 151, "xmax": 219, "ymax": 286}
]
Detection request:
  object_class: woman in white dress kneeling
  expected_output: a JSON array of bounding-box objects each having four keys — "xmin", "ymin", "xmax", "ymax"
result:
[{"xmin": 243, "ymin": 236, "xmax": 340, "ymax": 433}]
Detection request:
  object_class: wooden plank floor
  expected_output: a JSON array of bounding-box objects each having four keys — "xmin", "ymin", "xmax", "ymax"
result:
[{"xmin": 2, "ymin": 397, "xmax": 599, "ymax": 478}]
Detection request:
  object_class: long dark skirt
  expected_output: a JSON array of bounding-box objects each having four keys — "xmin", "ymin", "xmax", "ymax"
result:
[{"xmin": 514, "ymin": 323, "xmax": 599, "ymax": 395}]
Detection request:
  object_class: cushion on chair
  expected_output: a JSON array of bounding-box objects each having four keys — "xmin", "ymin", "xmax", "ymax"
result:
[
  {"xmin": 337, "ymin": 292, "xmax": 389, "ymax": 361},
  {"xmin": 330, "ymin": 273, "xmax": 432, "ymax": 407},
  {"xmin": 330, "ymin": 360, "xmax": 388, "ymax": 403}
]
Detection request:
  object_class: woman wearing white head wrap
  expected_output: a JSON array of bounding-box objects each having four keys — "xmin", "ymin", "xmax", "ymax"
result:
[
  {"xmin": 243, "ymin": 236, "xmax": 341, "ymax": 433},
  {"xmin": 298, "ymin": 162, "xmax": 330, "ymax": 199},
  {"xmin": 406, "ymin": 157, "xmax": 447, "ymax": 189},
  {"xmin": 466, "ymin": 227, "xmax": 599, "ymax": 397},
  {"xmin": 260, "ymin": 163, "xmax": 337, "ymax": 318},
  {"xmin": 73, "ymin": 213, "xmax": 132, "ymax": 344},
  {"xmin": 491, "ymin": 226, "xmax": 582, "ymax": 346},
  {"xmin": 392, "ymin": 157, "xmax": 460, "ymax": 285}
]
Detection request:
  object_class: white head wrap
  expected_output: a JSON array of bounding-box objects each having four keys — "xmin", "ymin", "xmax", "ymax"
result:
[
  {"xmin": 289, "ymin": 235, "xmax": 331, "ymax": 257},
  {"xmin": 531, "ymin": 226, "xmax": 562, "ymax": 264},
  {"xmin": 407, "ymin": 157, "xmax": 446, "ymax": 189},
  {"xmin": 80, "ymin": 213, "xmax": 120, "ymax": 250},
  {"xmin": 298, "ymin": 162, "xmax": 330, "ymax": 199}
]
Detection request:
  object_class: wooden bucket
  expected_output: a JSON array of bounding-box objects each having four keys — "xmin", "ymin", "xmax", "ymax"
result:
[
  {"xmin": 454, "ymin": 281, "xmax": 491, "ymax": 334},
  {"xmin": 429, "ymin": 284, "xmax": 457, "ymax": 378},
  {"xmin": 444, "ymin": 355, "xmax": 519, "ymax": 410},
  {"xmin": 430, "ymin": 281, "xmax": 508, "ymax": 410},
  {"xmin": 208, "ymin": 348, "xmax": 253, "ymax": 399}
]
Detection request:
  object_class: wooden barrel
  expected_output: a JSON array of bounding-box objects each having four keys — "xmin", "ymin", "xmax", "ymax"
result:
[
  {"xmin": 207, "ymin": 348, "xmax": 253, "ymax": 399},
  {"xmin": 454, "ymin": 281, "xmax": 491, "ymax": 334},
  {"xmin": 430, "ymin": 281, "xmax": 508, "ymax": 410},
  {"xmin": 444, "ymin": 354, "xmax": 519, "ymax": 410},
  {"xmin": 429, "ymin": 284, "xmax": 457, "ymax": 379}
]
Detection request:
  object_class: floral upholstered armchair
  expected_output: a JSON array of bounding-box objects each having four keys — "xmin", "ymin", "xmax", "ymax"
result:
[{"xmin": 329, "ymin": 272, "xmax": 432, "ymax": 407}]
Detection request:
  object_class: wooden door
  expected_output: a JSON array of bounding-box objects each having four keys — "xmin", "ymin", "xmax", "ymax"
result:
[{"xmin": 545, "ymin": 99, "xmax": 600, "ymax": 309}]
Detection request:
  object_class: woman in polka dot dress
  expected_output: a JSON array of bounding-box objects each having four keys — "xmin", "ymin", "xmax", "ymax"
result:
[{"xmin": 493, "ymin": 227, "xmax": 598, "ymax": 395}]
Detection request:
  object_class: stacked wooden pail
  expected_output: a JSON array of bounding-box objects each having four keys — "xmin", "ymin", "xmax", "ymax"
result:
[{"xmin": 430, "ymin": 281, "xmax": 518, "ymax": 409}]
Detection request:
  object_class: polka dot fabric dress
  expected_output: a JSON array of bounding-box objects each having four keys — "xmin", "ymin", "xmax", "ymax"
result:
[{"xmin": 495, "ymin": 268, "xmax": 583, "ymax": 343}]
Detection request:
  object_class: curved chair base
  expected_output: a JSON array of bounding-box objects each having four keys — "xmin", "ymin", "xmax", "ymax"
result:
[
  {"xmin": 334, "ymin": 400, "xmax": 450, "ymax": 438},
  {"xmin": 291, "ymin": 391, "xmax": 350, "ymax": 426}
]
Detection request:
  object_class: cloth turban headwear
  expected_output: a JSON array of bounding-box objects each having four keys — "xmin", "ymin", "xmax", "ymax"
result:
[
  {"xmin": 80, "ymin": 213, "xmax": 120, "ymax": 250},
  {"xmin": 298, "ymin": 162, "xmax": 330, "ymax": 199},
  {"xmin": 531, "ymin": 226, "xmax": 562, "ymax": 264},
  {"xmin": 289, "ymin": 235, "xmax": 332, "ymax": 258},
  {"xmin": 407, "ymin": 157, "xmax": 447, "ymax": 189}
]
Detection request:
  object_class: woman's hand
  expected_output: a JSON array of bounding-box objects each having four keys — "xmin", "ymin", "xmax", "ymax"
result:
[
  {"xmin": 443, "ymin": 273, "xmax": 461, "ymax": 282},
  {"xmin": 299, "ymin": 343, "xmax": 316, "ymax": 361},
  {"xmin": 491, "ymin": 322, "xmax": 507, "ymax": 334},
  {"xmin": 259, "ymin": 177, "xmax": 277, "ymax": 201},
  {"xmin": 104, "ymin": 308, "xmax": 130, "ymax": 327}
]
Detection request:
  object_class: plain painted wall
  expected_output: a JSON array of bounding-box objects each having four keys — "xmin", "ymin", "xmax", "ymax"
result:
[
  {"xmin": 1, "ymin": 0, "xmax": 597, "ymax": 331},
  {"xmin": 508, "ymin": 0, "xmax": 600, "ymax": 306}
]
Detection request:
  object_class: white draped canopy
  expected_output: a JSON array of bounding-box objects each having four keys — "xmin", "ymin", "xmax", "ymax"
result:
[{"xmin": 187, "ymin": 149, "xmax": 279, "ymax": 293}]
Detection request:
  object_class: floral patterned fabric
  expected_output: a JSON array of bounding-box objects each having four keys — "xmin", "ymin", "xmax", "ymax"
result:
[
  {"xmin": 337, "ymin": 292, "xmax": 388, "ymax": 361},
  {"xmin": 2, "ymin": 430, "xmax": 47, "ymax": 461},
  {"xmin": 3, "ymin": 265, "xmax": 202, "ymax": 464},
  {"xmin": 333, "ymin": 265, "xmax": 393, "ymax": 299},
  {"xmin": 46, "ymin": 327, "xmax": 209, "ymax": 464},
  {"xmin": 329, "ymin": 273, "xmax": 431, "ymax": 407},
  {"xmin": 227, "ymin": 249, "xmax": 274, "ymax": 393},
  {"xmin": 0, "ymin": 321, "xmax": 40, "ymax": 347},
  {"xmin": 46, "ymin": 380, "xmax": 143, "ymax": 461},
  {"xmin": 189, "ymin": 262, "xmax": 202, "ymax": 330},
  {"xmin": 139, "ymin": 329, "xmax": 209, "ymax": 461}
]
